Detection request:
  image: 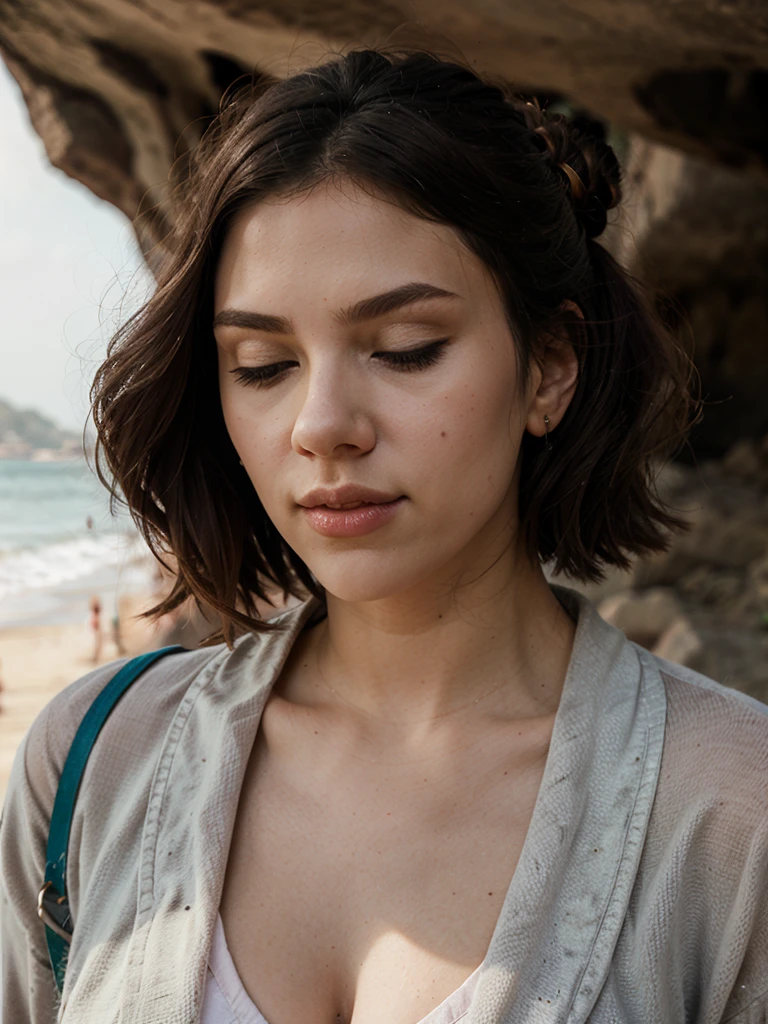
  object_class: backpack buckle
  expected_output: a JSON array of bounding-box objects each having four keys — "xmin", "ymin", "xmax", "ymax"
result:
[{"xmin": 37, "ymin": 880, "xmax": 72, "ymax": 943}]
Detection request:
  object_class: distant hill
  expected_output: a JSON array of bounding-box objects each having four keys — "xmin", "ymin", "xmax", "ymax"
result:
[{"xmin": 0, "ymin": 396, "xmax": 79, "ymax": 450}]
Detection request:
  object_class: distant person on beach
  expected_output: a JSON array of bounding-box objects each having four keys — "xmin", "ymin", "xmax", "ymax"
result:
[
  {"xmin": 3, "ymin": 49, "xmax": 767, "ymax": 1024},
  {"xmin": 87, "ymin": 595, "xmax": 102, "ymax": 664},
  {"xmin": 110, "ymin": 613, "xmax": 126, "ymax": 657},
  {"xmin": 85, "ymin": 515, "xmax": 94, "ymax": 532}
]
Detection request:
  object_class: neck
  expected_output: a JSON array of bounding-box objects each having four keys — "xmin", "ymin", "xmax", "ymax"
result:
[{"xmin": 301, "ymin": 548, "xmax": 575, "ymax": 738}]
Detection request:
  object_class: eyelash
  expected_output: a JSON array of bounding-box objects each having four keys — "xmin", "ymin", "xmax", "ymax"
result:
[{"xmin": 230, "ymin": 339, "xmax": 450, "ymax": 389}]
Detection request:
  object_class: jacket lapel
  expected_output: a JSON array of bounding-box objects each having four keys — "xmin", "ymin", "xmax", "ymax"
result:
[
  {"xmin": 467, "ymin": 586, "xmax": 667, "ymax": 1023},
  {"xmin": 128, "ymin": 597, "xmax": 323, "ymax": 1024}
]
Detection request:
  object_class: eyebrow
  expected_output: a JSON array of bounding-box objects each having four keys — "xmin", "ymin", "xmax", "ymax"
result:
[{"xmin": 212, "ymin": 282, "xmax": 460, "ymax": 334}]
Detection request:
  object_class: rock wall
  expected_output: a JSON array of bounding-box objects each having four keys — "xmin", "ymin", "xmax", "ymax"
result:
[
  {"xmin": 604, "ymin": 136, "xmax": 768, "ymax": 454},
  {"xmin": 564, "ymin": 437, "xmax": 768, "ymax": 701}
]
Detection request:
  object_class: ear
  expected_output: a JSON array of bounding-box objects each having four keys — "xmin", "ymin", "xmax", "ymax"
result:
[{"xmin": 525, "ymin": 301, "xmax": 582, "ymax": 437}]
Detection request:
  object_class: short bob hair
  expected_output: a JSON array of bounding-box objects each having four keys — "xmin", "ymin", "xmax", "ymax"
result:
[{"xmin": 92, "ymin": 48, "xmax": 696, "ymax": 642}]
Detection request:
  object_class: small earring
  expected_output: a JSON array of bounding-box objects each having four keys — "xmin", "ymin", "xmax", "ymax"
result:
[
  {"xmin": 543, "ymin": 415, "xmax": 553, "ymax": 451},
  {"xmin": 238, "ymin": 458, "xmax": 244, "ymax": 466}
]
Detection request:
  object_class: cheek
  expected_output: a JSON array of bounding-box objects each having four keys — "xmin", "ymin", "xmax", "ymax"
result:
[
  {"xmin": 219, "ymin": 382, "xmax": 250, "ymax": 458},
  {"xmin": 218, "ymin": 381, "xmax": 285, "ymax": 488},
  {"xmin": 422, "ymin": 360, "xmax": 522, "ymax": 496}
]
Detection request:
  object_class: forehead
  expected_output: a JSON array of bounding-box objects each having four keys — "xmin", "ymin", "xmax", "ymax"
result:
[{"xmin": 214, "ymin": 180, "xmax": 500, "ymax": 312}]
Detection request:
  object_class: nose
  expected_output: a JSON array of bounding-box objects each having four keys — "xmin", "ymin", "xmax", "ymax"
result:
[{"xmin": 290, "ymin": 361, "xmax": 376, "ymax": 459}]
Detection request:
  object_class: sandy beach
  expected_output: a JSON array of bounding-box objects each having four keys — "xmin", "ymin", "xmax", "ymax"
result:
[
  {"xmin": 0, "ymin": 544, "xmax": 286, "ymax": 808},
  {"xmin": 0, "ymin": 589, "xmax": 165, "ymax": 806}
]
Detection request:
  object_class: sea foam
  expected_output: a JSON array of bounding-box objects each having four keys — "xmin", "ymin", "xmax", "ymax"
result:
[{"xmin": 0, "ymin": 531, "xmax": 147, "ymax": 604}]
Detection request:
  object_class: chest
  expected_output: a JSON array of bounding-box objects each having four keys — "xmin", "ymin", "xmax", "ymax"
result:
[{"xmin": 219, "ymin": 706, "xmax": 552, "ymax": 1024}]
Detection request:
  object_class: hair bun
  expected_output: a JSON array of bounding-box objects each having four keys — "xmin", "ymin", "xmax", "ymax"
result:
[{"xmin": 519, "ymin": 102, "xmax": 622, "ymax": 239}]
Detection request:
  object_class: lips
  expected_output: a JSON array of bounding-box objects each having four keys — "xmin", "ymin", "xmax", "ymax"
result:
[
  {"xmin": 298, "ymin": 485, "xmax": 403, "ymax": 509},
  {"xmin": 299, "ymin": 495, "xmax": 406, "ymax": 538},
  {"xmin": 323, "ymin": 500, "xmax": 371, "ymax": 510}
]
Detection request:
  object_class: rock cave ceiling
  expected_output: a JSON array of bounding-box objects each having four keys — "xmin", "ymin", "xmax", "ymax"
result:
[{"xmin": 1, "ymin": 0, "xmax": 767, "ymax": 452}]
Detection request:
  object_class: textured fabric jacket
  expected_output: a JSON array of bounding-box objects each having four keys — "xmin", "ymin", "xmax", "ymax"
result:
[{"xmin": 1, "ymin": 586, "xmax": 767, "ymax": 1024}]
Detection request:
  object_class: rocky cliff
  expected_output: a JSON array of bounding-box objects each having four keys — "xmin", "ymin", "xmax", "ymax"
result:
[{"xmin": 0, "ymin": 396, "xmax": 79, "ymax": 455}]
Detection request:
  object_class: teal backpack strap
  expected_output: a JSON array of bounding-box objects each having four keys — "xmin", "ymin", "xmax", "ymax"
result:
[{"xmin": 37, "ymin": 645, "xmax": 185, "ymax": 994}]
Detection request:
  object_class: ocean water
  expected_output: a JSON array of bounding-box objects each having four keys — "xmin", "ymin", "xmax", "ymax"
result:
[{"xmin": 0, "ymin": 459, "xmax": 150, "ymax": 624}]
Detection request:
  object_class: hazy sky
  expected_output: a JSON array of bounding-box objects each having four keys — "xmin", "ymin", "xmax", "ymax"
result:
[{"xmin": 0, "ymin": 61, "xmax": 150, "ymax": 430}]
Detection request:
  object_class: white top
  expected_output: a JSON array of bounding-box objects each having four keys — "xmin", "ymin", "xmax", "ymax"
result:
[{"xmin": 202, "ymin": 912, "xmax": 482, "ymax": 1024}]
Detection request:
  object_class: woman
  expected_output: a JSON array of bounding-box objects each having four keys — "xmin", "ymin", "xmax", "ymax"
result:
[
  {"xmin": 86, "ymin": 595, "xmax": 103, "ymax": 665},
  {"xmin": 2, "ymin": 49, "xmax": 767, "ymax": 1024}
]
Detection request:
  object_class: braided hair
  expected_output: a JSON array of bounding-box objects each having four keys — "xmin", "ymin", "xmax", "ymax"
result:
[{"xmin": 519, "ymin": 98, "xmax": 621, "ymax": 240}]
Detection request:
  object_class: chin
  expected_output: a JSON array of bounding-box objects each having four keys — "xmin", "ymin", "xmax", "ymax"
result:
[{"xmin": 299, "ymin": 547, "xmax": 438, "ymax": 605}]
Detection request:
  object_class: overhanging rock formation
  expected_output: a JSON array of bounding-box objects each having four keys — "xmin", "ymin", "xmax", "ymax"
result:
[{"xmin": 1, "ymin": 0, "xmax": 767, "ymax": 450}]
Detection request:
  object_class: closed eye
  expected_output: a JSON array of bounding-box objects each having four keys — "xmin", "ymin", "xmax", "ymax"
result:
[
  {"xmin": 230, "ymin": 361, "xmax": 298, "ymax": 388},
  {"xmin": 229, "ymin": 339, "xmax": 450, "ymax": 388},
  {"xmin": 373, "ymin": 338, "xmax": 449, "ymax": 371}
]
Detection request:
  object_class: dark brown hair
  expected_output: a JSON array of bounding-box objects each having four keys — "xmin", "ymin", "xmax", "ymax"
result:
[{"xmin": 91, "ymin": 48, "xmax": 697, "ymax": 642}]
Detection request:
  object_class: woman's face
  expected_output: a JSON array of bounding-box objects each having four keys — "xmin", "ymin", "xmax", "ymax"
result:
[{"xmin": 214, "ymin": 180, "xmax": 537, "ymax": 603}]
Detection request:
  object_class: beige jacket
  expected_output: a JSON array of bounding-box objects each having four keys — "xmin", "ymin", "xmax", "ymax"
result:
[{"xmin": 1, "ymin": 586, "xmax": 767, "ymax": 1024}]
